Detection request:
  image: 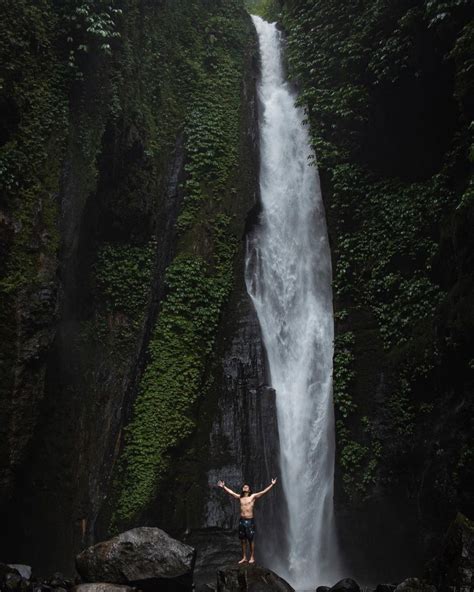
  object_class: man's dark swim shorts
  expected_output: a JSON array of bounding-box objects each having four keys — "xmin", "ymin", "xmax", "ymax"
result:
[{"xmin": 239, "ymin": 517, "xmax": 256, "ymax": 541}]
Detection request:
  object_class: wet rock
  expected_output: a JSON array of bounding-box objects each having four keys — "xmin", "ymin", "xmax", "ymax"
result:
[
  {"xmin": 49, "ymin": 572, "xmax": 71, "ymax": 588},
  {"xmin": 425, "ymin": 512, "xmax": 474, "ymax": 591},
  {"xmin": 4, "ymin": 572, "xmax": 32, "ymax": 591},
  {"xmin": 7, "ymin": 565, "xmax": 32, "ymax": 580},
  {"xmin": 72, "ymin": 585, "xmax": 136, "ymax": 592},
  {"xmin": 1, "ymin": 563, "xmax": 19, "ymax": 577},
  {"xmin": 75, "ymin": 527, "xmax": 195, "ymax": 589},
  {"xmin": 329, "ymin": 579, "xmax": 360, "ymax": 592},
  {"xmin": 187, "ymin": 531, "xmax": 241, "ymax": 591},
  {"xmin": 216, "ymin": 564, "xmax": 294, "ymax": 592},
  {"xmin": 394, "ymin": 579, "xmax": 436, "ymax": 592},
  {"xmin": 5, "ymin": 571, "xmax": 23, "ymax": 590},
  {"xmin": 0, "ymin": 565, "xmax": 30, "ymax": 592}
]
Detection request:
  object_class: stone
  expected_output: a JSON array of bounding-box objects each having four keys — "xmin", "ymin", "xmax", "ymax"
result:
[
  {"xmin": 329, "ymin": 579, "xmax": 361, "ymax": 592},
  {"xmin": 394, "ymin": 579, "xmax": 436, "ymax": 592},
  {"xmin": 0, "ymin": 565, "xmax": 31, "ymax": 592},
  {"xmin": 425, "ymin": 512, "xmax": 474, "ymax": 591},
  {"xmin": 187, "ymin": 531, "xmax": 242, "ymax": 591},
  {"xmin": 316, "ymin": 587, "xmax": 330, "ymax": 592},
  {"xmin": 7, "ymin": 565, "xmax": 32, "ymax": 580},
  {"xmin": 216, "ymin": 564, "xmax": 294, "ymax": 592},
  {"xmin": 4, "ymin": 571, "xmax": 27, "ymax": 591},
  {"xmin": 374, "ymin": 585, "xmax": 396, "ymax": 592},
  {"xmin": 75, "ymin": 527, "xmax": 195, "ymax": 589},
  {"xmin": 49, "ymin": 572, "xmax": 69, "ymax": 587},
  {"xmin": 1, "ymin": 564, "xmax": 19, "ymax": 578},
  {"xmin": 72, "ymin": 585, "xmax": 136, "ymax": 592}
]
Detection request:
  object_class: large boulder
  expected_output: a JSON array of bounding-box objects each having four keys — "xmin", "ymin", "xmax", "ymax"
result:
[
  {"xmin": 216, "ymin": 564, "xmax": 294, "ymax": 592},
  {"xmin": 0, "ymin": 564, "xmax": 30, "ymax": 592},
  {"xmin": 72, "ymin": 585, "xmax": 136, "ymax": 592},
  {"xmin": 7, "ymin": 565, "xmax": 32, "ymax": 580},
  {"xmin": 76, "ymin": 527, "xmax": 195, "ymax": 590},
  {"xmin": 425, "ymin": 512, "xmax": 474, "ymax": 591},
  {"xmin": 394, "ymin": 579, "xmax": 436, "ymax": 592},
  {"xmin": 329, "ymin": 580, "xmax": 360, "ymax": 592}
]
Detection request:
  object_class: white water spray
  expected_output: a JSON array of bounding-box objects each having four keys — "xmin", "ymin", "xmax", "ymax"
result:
[{"xmin": 245, "ymin": 16, "xmax": 341, "ymax": 588}]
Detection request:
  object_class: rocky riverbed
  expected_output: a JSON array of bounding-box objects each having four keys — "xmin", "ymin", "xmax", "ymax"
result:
[{"xmin": 1, "ymin": 514, "xmax": 472, "ymax": 592}]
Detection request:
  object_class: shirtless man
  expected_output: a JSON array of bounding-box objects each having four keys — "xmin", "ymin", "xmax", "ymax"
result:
[{"xmin": 217, "ymin": 478, "xmax": 277, "ymax": 564}]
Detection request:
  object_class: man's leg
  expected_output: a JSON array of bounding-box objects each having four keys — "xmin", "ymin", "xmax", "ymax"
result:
[
  {"xmin": 239, "ymin": 540, "xmax": 248, "ymax": 563},
  {"xmin": 249, "ymin": 540, "xmax": 255, "ymax": 563}
]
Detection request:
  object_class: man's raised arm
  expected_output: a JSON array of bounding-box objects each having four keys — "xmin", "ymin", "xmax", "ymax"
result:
[
  {"xmin": 217, "ymin": 480, "xmax": 240, "ymax": 499},
  {"xmin": 253, "ymin": 477, "xmax": 277, "ymax": 499}
]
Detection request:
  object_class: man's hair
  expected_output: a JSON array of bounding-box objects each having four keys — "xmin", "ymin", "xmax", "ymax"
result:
[{"xmin": 240, "ymin": 485, "xmax": 252, "ymax": 497}]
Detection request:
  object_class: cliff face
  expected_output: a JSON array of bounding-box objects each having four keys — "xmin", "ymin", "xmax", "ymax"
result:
[
  {"xmin": 0, "ymin": 0, "xmax": 270, "ymax": 577},
  {"xmin": 277, "ymin": 0, "xmax": 474, "ymax": 582}
]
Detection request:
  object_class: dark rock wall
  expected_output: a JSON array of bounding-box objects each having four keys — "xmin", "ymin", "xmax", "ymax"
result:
[{"xmin": 1, "ymin": 0, "xmax": 273, "ymax": 579}]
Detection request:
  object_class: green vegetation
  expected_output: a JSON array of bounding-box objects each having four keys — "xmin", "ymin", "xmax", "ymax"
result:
[
  {"xmin": 333, "ymin": 331, "xmax": 356, "ymax": 419},
  {"xmin": 0, "ymin": 1, "xmax": 70, "ymax": 461},
  {"xmin": 244, "ymin": 0, "xmax": 281, "ymax": 20},
  {"xmin": 113, "ymin": 217, "xmax": 237, "ymax": 524},
  {"xmin": 110, "ymin": 0, "xmax": 252, "ymax": 527},
  {"xmin": 0, "ymin": 1, "xmax": 67, "ymax": 295},
  {"xmin": 60, "ymin": 0, "xmax": 122, "ymax": 74},
  {"xmin": 96, "ymin": 240, "xmax": 155, "ymax": 319}
]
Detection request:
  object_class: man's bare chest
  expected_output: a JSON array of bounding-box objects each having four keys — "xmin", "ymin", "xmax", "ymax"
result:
[{"xmin": 240, "ymin": 497, "xmax": 255, "ymax": 511}]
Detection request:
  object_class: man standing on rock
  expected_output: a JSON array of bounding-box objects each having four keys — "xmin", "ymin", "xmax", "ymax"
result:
[{"xmin": 217, "ymin": 478, "xmax": 277, "ymax": 564}]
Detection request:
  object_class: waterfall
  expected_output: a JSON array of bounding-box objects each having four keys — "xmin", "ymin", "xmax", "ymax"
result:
[{"xmin": 245, "ymin": 16, "xmax": 341, "ymax": 588}]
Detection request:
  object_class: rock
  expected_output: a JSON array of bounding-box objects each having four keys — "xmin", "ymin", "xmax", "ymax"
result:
[
  {"xmin": 7, "ymin": 565, "xmax": 32, "ymax": 580},
  {"xmin": 49, "ymin": 572, "xmax": 69, "ymax": 587},
  {"xmin": 0, "ymin": 565, "xmax": 31, "ymax": 592},
  {"xmin": 425, "ymin": 512, "xmax": 474, "ymax": 590},
  {"xmin": 1, "ymin": 564, "xmax": 19, "ymax": 577},
  {"xmin": 4, "ymin": 571, "xmax": 22, "ymax": 590},
  {"xmin": 374, "ymin": 585, "xmax": 396, "ymax": 592},
  {"xmin": 4, "ymin": 571, "xmax": 29, "ymax": 591},
  {"xmin": 316, "ymin": 587, "xmax": 330, "ymax": 592},
  {"xmin": 329, "ymin": 579, "xmax": 360, "ymax": 592},
  {"xmin": 75, "ymin": 527, "xmax": 195, "ymax": 589},
  {"xmin": 216, "ymin": 564, "xmax": 294, "ymax": 592},
  {"xmin": 72, "ymin": 585, "xmax": 136, "ymax": 592},
  {"xmin": 186, "ymin": 531, "xmax": 242, "ymax": 591},
  {"xmin": 394, "ymin": 579, "xmax": 436, "ymax": 592}
]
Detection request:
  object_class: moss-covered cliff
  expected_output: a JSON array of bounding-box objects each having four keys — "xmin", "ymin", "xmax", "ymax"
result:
[
  {"xmin": 274, "ymin": 0, "xmax": 474, "ymax": 581},
  {"xmin": 0, "ymin": 0, "xmax": 260, "ymax": 575}
]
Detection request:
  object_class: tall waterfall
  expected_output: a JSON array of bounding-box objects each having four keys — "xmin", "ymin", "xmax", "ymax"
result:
[{"xmin": 245, "ymin": 16, "xmax": 340, "ymax": 588}]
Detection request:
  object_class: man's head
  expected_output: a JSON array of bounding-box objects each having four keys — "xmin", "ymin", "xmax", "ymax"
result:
[{"xmin": 240, "ymin": 484, "xmax": 252, "ymax": 497}]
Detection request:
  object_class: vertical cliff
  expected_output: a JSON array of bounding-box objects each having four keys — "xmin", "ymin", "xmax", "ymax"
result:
[
  {"xmin": 276, "ymin": 0, "xmax": 474, "ymax": 582},
  {"xmin": 1, "ymin": 0, "xmax": 273, "ymax": 577}
]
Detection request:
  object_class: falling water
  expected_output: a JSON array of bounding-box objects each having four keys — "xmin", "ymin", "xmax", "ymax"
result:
[{"xmin": 245, "ymin": 16, "xmax": 340, "ymax": 588}]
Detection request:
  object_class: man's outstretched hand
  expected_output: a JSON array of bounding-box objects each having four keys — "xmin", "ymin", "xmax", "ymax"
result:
[
  {"xmin": 271, "ymin": 477, "xmax": 277, "ymax": 485},
  {"xmin": 217, "ymin": 480, "xmax": 225, "ymax": 488}
]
